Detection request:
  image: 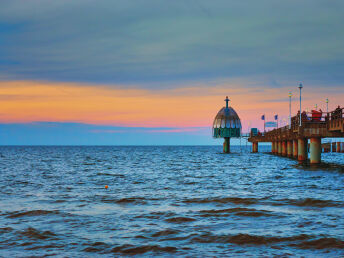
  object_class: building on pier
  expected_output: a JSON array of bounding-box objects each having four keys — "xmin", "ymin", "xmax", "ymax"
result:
[{"xmin": 212, "ymin": 96, "xmax": 242, "ymax": 153}]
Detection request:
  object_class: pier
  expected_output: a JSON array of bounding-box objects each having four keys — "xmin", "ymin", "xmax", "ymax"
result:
[{"xmin": 248, "ymin": 107, "xmax": 344, "ymax": 164}]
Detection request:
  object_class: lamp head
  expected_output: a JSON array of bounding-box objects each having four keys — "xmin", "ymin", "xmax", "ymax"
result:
[
  {"xmin": 288, "ymin": 92, "xmax": 292, "ymax": 97},
  {"xmin": 298, "ymin": 83, "xmax": 303, "ymax": 89}
]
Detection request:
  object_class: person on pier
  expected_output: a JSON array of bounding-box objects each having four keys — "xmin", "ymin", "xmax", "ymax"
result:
[{"xmin": 301, "ymin": 111, "xmax": 308, "ymax": 122}]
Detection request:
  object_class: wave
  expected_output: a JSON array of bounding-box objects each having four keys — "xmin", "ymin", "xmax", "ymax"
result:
[
  {"xmin": 152, "ymin": 229, "xmax": 180, "ymax": 237},
  {"xmin": 100, "ymin": 196, "xmax": 162, "ymax": 205},
  {"xmin": 184, "ymin": 196, "xmax": 343, "ymax": 208},
  {"xmin": 6, "ymin": 210, "xmax": 61, "ymax": 218},
  {"xmin": 115, "ymin": 197, "xmax": 147, "ymax": 204},
  {"xmin": 25, "ymin": 244, "xmax": 64, "ymax": 250},
  {"xmin": 291, "ymin": 237, "xmax": 344, "ymax": 249},
  {"xmin": 83, "ymin": 162, "xmax": 96, "ymax": 165},
  {"xmin": 83, "ymin": 242, "xmax": 110, "ymax": 253},
  {"xmin": 101, "ymin": 197, "xmax": 147, "ymax": 205},
  {"xmin": 199, "ymin": 208, "xmax": 274, "ymax": 217},
  {"xmin": 111, "ymin": 244, "xmax": 177, "ymax": 254},
  {"xmin": 165, "ymin": 217, "xmax": 196, "ymax": 223},
  {"xmin": 135, "ymin": 211, "xmax": 176, "ymax": 219},
  {"xmin": 134, "ymin": 211, "xmax": 176, "ymax": 220},
  {"xmin": 275, "ymin": 198, "xmax": 343, "ymax": 208},
  {"xmin": 96, "ymin": 172, "xmax": 124, "ymax": 177},
  {"xmin": 234, "ymin": 211, "xmax": 274, "ymax": 217},
  {"xmin": 191, "ymin": 233, "xmax": 311, "ymax": 245},
  {"xmin": 53, "ymin": 199, "xmax": 67, "ymax": 203},
  {"xmin": 150, "ymin": 211, "xmax": 176, "ymax": 216},
  {"xmin": 0, "ymin": 227, "xmax": 13, "ymax": 234},
  {"xmin": 19, "ymin": 227, "xmax": 57, "ymax": 240},
  {"xmin": 200, "ymin": 208, "xmax": 252, "ymax": 214},
  {"xmin": 183, "ymin": 197, "xmax": 259, "ymax": 205}
]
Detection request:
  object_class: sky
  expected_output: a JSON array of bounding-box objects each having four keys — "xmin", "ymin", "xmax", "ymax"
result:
[{"xmin": 0, "ymin": 0, "xmax": 343, "ymax": 145}]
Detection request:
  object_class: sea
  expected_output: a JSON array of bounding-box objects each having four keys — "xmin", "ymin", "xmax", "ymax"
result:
[{"xmin": 0, "ymin": 145, "xmax": 344, "ymax": 257}]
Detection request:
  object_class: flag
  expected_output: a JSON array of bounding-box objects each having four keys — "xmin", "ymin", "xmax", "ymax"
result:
[
  {"xmin": 274, "ymin": 115, "xmax": 278, "ymax": 120},
  {"xmin": 261, "ymin": 115, "xmax": 265, "ymax": 120}
]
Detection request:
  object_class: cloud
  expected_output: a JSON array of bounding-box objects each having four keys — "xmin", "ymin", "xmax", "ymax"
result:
[
  {"xmin": 0, "ymin": 80, "xmax": 342, "ymax": 133},
  {"xmin": 91, "ymin": 127, "xmax": 206, "ymax": 134},
  {"xmin": 0, "ymin": 0, "xmax": 344, "ymax": 87}
]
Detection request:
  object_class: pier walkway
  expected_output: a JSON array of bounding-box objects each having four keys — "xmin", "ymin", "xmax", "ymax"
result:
[{"xmin": 248, "ymin": 107, "xmax": 344, "ymax": 164}]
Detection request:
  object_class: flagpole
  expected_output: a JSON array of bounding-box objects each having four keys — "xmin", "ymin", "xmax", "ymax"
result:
[
  {"xmin": 264, "ymin": 114, "xmax": 266, "ymax": 133},
  {"xmin": 289, "ymin": 92, "xmax": 292, "ymax": 129},
  {"xmin": 299, "ymin": 83, "xmax": 303, "ymax": 126}
]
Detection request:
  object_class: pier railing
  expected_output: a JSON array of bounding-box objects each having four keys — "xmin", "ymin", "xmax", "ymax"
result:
[
  {"xmin": 248, "ymin": 107, "xmax": 344, "ymax": 142},
  {"xmin": 328, "ymin": 107, "xmax": 344, "ymax": 131},
  {"xmin": 247, "ymin": 107, "xmax": 344, "ymax": 164}
]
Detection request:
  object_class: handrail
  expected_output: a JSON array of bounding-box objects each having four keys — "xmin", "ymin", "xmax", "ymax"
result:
[{"xmin": 248, "ymin": 107, "xmax": 343, "ymax": 140}]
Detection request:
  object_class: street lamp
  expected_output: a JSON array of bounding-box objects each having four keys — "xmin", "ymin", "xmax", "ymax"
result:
[
  {"xmin": 326, "ymin": 98, "xmax": 329, "ymax": 113},
  {"xmin": 299, "ymin": 83, "xmax": 303, "ymax": 126},
  {"xmin": 283, "ymin": 118, "xmax": 287, "ymax": 127},
  {"xmin": 289, "ymin": 92, "xmax": 292, "ymax": 129}
]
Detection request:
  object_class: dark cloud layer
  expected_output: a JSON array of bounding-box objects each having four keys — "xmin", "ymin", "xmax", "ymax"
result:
[{"xmin": 1, "ymin": 0, "xmax": 344, "ymax": 88}]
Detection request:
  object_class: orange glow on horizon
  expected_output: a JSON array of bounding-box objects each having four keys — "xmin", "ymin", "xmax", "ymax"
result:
[{"xmin": 0, "ymin": 80, "xmax": 342, "ymax": 132}]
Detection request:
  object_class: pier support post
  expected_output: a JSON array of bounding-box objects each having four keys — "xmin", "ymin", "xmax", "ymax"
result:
[
  {"xmin": 310, "ymin": 137, "xmax": 321, "ymax": 164},
  {"xmin": 272, "ymin": 141, "xmax": 277, "ymax": 154},
  {"xmin": 298, "ymin": 138, "xmax": 307, "ymax": 163},
  {"xmin": 293, "ymin": 140, "xmax": 298, "ymax": 159},
  {"xmin": 332, "ymin": 142, "xmax": 336, "ymax": 152},
  {"xmin": 271, "ymin": 142, "xmax": 276, "ymax": 154},
  {"xmin": 342, "ymin": 143, "xmax": 344, "ymax": 153},
  {"xmin": 287, "ymin": 141, "xmax": 293, "ymax": 158},
  {"xmin": 336, "ymin": 142, "xmax": 341, "ymax": 153},
  {"xmin": 252, "ymin": 142, "xmax": 258, "ymax": 153},
  {"xmin": 282, "ymin": 141, "xmax": 287, "ymax": 156},
  {"xmin": 278, "ymin": 141, "xmax": 282, "ymax": 156},
  {"xmin": 223, "ymin": 137, "xmax": 230, "ymax": 153}
]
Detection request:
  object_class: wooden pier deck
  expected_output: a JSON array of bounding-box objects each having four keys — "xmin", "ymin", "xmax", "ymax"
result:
[{"xmin": 248, "ymin": 107, "xmax": 344, "ymax": 164}]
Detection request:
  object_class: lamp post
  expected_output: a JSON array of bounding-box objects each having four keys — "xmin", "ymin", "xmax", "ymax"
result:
[
  {"xmin": 289, "ymin": 92, "xmax": 292, "ymax": 129},
  {"xmin": 281, "ymin": 118, "xmax": 286, "ymax": 127},
  {"xmin": 326, "ymin": 98, "xmax": 329, "ymax": 113},
  {"xmin": 299, "ymin": 83, "xmax": 303, "ymax": 126},
  {"xmin": 315, "ymin": 104, "xmax": 318, "ymax": 110}
]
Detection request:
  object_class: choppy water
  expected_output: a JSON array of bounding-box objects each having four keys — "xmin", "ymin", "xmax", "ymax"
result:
[{"xmin": 0, "ymin": 145, "xmax": 344, "ymax": 257}]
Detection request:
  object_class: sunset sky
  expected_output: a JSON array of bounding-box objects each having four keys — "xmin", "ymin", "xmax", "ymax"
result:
[{"xmin": 0, "ymin": 0, "xmax": 343, "ymax": 145}]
